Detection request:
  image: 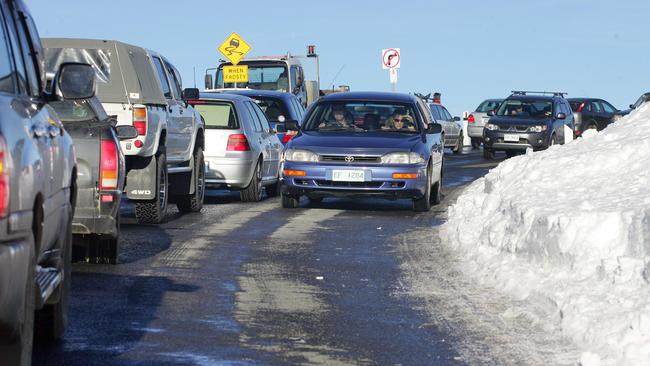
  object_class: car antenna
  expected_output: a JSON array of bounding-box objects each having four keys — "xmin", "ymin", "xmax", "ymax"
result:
[
  {"xmin": 328, "ymin": 64, "xmax": 345, "ymax": 91},
  {"xmin": 193, "ymin": 67, "xmax": 196, "ymax": 88}
]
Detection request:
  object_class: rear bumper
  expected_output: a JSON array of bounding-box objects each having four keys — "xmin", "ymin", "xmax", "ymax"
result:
[
  {"xmin": 205, "ymin": 156, "xmax": 255, "ymax": 188},
  {"xmin": 281, "ymin": 161, "xmax": 428, "ymax": 200},
  {"xmin": 467, "ymin": 125, "xmax": 485, "ymax": 138},
  {"xmin": 72, "ymin": 188, "xmax": 120, "ymax": 237}
]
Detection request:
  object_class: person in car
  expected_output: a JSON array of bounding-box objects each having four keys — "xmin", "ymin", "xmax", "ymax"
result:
[
  {"xmin": 319, "ymin": 105, "xmax": 351, "ymax": 129},
  {"xmin": 363, "ymin": 113, "xmax": 380, "ymax": 130},
  {"xmin": 384, "ymin": 110, "xmax": 415, "ymax": 130}
]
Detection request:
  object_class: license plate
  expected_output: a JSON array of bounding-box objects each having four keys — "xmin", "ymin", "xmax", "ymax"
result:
[
  {"xmin": 332, "ymin": 169, "xmax": 365, "ymax": 182},
  {"xmin": 504, "ymin": 134, "xmax": 519, "ymax": 142}
]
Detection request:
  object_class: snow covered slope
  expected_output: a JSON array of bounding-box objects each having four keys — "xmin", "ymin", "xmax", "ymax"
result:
[{"xmin": 442, "ymin": 103, "xmax": 650, "ymax": 365}]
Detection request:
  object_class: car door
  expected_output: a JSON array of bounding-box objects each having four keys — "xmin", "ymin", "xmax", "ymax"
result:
[
  {"xmin": 152, "ymin": 56, "xmax": 182, "ymax": 161},
  {"xmin": 252, "ymin": 103, "xmax": 281, "ymax": 179},
  {"xmin": 600, "ymin": 100, "xmax": 617, "ymax": 127},
  {"xmin": 441, "ymin": 106, "xmax": 459, "ymax": 139},
  {"xmin": 243, "ymin": 101, "xmax": 269, "ymax": 175},
  {"xmin": 165, "ymin": 61, "xmax": 193, "ymax": 159},
  {"xmin": 588, "ymin": 100, "xmax": 606, "ymax": 129}
]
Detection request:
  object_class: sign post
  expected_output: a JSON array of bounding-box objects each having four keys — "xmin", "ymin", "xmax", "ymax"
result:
[{"xmin": 382, "ymin": 48, "xmax": 400, "ymax": 92}]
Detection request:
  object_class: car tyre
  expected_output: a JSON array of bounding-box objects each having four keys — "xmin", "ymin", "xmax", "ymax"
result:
[
  {"xmin": 265, "ymin": 174, "xmax": 281, "ymax": 198},
  {"xmin": 413, "ymin": 165, "xmax": 432, "ymax": 212},
  {"xmin": 241, "ymin": 159, "xmax": 263, "ymax": 202},
  {"xmin": 135, "ymin": 149, "xmax": 168, "ymax": 224},
  {"xmin": 471, "ymin": 138, "xmax": 481, "ymax": 149},
  {"xmin": 281, "ymin": 193, "xmax": 300, "ymax": 208},
  {"xmin": 483, "ymin": 148, "xmax": 494, "ymax": 160},
  {"xmin": 176, "ymin": 148, "xmax": 205, "ymax": 213},
  {"xmin": 452, "ymin": 133, "xmax": 463, "ymax": 154}
]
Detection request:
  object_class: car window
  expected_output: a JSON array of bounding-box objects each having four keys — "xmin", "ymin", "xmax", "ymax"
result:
[
  {"xmin": 244, "ymin": 102, "xmax": 263, "ymax": 132},
  {"xmin": 590, "ymin": 101, "xmax": 603, "ymax": 113},
  {"xmin": 251, "ymin": 103, "xmax": 270, "ymax": 132},
  {"xmin": 152, "ymin": 56, "xmax": 172, "ymax": 99},
  {"xmin": 164, "ymin": 61, "xmax": 183, "ymax": 100},
  {"xmin": 191, "ymin": 102, "xmax": 239, "ymax": 129},
  {"xmin": 49, "ymin": 99, "xmax": 98, "ymax": 121},
  {"xmin": 0, "ymin": 7, "xmax": 15, "ymax": 93},
  {"xmin": 476, "ymin": 100, "xmax": 501, "ymax": 113},
  {"xmin": 249, "ymin": 96, "xmax": 288, "ymax": 123},
  {"xmin": 428, "ymin": 104, "xmax": 441, "ymax": 120},
  {"xmin": 441, "ymin": 106, "xmax": 452, "ymax": 121},
  {"xmin": 4, "ymin": 7, "xmax": 27, "ymax": 94},
  {"xmin": 10, "ymin": 6, "xmax": 39, "ymax": 97},
  {"xmin": 601, "ymin": 101, "xmax": 616, "ymax": 113}
]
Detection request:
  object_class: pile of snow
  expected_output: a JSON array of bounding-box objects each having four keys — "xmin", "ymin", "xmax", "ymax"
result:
[{"xmin": 442, "ymin": 103, "xmax": 650, "ymax": 365}]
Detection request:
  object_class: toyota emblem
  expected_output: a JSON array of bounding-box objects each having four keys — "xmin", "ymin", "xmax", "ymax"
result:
[{"xmin": 345, "ymin": 156, "xmax": 354, "ymax": 163}]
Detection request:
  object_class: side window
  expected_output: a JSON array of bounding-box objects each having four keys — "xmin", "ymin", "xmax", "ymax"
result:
[
  {"xmin": 290, "ymin": 65, "xmax": 298, "ymax": 91},
  {"xmin": 428, "ymin": 104, "xmax": 441, "ymax": 121},
  {"xmin": 165, "ymin": 61, "xmax": 183, "ymax": 100},
  {"xmin": 291, "ymin": 97, "xmax": 302, "ymax": 120},
  {"xmin": 244, "ymin": 102, "xmax": 262, "ymax": 132},
  {"xmin": 253, "ymin": 103, "xmax": 271, "ymax": 132},
  {"xmin": 590, "ymin": 101, "xmax": 603, "ymax": 113},
  {"xmin": 152, "ymin": 57, "xmax": 172, "ymax": 99},
  {"xmin": 0, "ymin": 7, "xmax": 15, "ymax": 93},
  {"xmin": 441, "ymin": 107, "xmax": 452, "ymax": 121},
  {"xmin": 418, "ymin": 100, "xmax": 434, "ymax": 126},
  {"xmin": 9, "ymin": 7, "xmax": 39, "ymax": 96},
  {"xmin": 601, "ymin": 101, "xmax": 616, "ymax": 113}
]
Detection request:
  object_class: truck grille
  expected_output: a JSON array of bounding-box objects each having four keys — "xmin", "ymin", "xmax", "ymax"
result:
[{"xmin": 319, "ymin": 155, "xmax": 380, "ymax": 164}]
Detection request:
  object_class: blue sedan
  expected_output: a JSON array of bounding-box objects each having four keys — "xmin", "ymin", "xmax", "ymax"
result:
[{"xmin": 280, "ymin": 92, "xmax": 444, "ymax": 212}]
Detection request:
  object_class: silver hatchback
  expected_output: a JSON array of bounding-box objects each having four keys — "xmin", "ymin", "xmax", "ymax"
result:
[
  {"xmin": 467, "ymin": 99, "xmax": 503, "ymax": 148},
  {"xmin": 189, "ymin": 93, "xmax": 283, "ymax": 201}
]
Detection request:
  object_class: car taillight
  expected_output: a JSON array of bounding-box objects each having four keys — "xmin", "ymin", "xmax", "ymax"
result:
[
  {"xmin": 468, "ymin": 114, "xmax": 475, "ymax": 123},
  {"xmin": 100, "ymin": 140, "xmax": 118, "ymax": 190},
  {"xmin": 576, "ymin": 102, "xmax": 585, "ymax": 112},
  {"xmin": 133, "ymin": 107, "xmax": 147, "ymax": 136},
  {"xmin": 282, "ymin": 130, "xmax": 297, "ymax": 144},
  {"xmin": 0, "ymin": 135, "xmax": 8, "ymax": 217},
  {"xmin": 226, "ymin": 134, "xmax": 250, "ymax": 151}
]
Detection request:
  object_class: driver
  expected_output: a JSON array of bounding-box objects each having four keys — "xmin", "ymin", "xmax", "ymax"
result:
[{"xmin": 319, "ymin": 104, "xmax": 350, "ymax": 129}]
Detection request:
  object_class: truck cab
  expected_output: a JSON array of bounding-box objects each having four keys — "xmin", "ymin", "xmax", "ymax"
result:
[{"xmin": 207, "ymin": 55, "xmax": 308, "ymax": 107}]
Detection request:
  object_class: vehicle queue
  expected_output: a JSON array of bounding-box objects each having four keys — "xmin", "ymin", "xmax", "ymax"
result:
[{"xmin": 0, "ymin": 0, "xmax": 642, "ymax": 363}]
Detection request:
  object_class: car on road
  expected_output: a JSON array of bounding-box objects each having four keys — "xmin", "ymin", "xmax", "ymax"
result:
[
  {"xmin": 221, "ymin": 89, "xmax": 305, "ymax": 144},
  {"xmin": 567, "ymin": 98, "xmax": 619, "ymax": 137},
  {"xmin": 42, "ymin": 38, "xmax": 206, "ymax": 224},
  {"xmin": 187, "ymin": 93, "xmax": 283, "ymax": 202},
  {"xmin": 280, "ymin": 92, "xmax": 444, "ymax": 212},
  {"xmin": 467, "ymin": 99, "xmax": 503, "ymax": 148},
  {"xmin": 0, "ymin": 0, "xmax": 92, "ymax": 363},
  {"xmin": 483, "ymin": 91, "xmax": 574, "ymax": 159},
  {"xmin": 614, "ymin": 92, "xmax": 650, "ymax": 120},
  {"xmin": 428, "ymin": 102, "xmax": 463, "ymax": 154}
]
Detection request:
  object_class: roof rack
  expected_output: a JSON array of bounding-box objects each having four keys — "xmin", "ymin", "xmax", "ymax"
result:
[{"xmin": 511, "ymin": 90, "xmax": 567, "ymax": 97}]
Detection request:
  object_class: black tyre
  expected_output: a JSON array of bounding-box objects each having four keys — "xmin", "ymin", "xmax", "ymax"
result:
[
  {"xmin": 452, "ymin": 133, "xmax": 464, "ymax": 154},
  {"xmin": 265, "ymin": 173, "xmax": 281, "ymax": 198},
  {"xmin": 281, "ymin": 193, "xmax": 300, "ymax": 208},
  {"xmin": 241, "ymin": 160, "xmax": 263, "ymax": 202},
  {"xmin": 430, "ymin": 181, "xmax": 442, "ymax": 205},
  {"xmin": 471, "ymin": 138, "xmax": 481, "ymax": 149},
  {"xmin": 413, "ymin": 165, "xmax": 432, "ymax": 212},
  {"xmin": 71, "ymin": 235, "xmax": 88, "ymax": 263},
  {"xmin": 483, "ymin": 148, "xmax": 494, "ymax": 160},
  {"xmin": 135, "ymin": 151, "xmax": 168, "ymax": 224},
  {"xmin": 176, "ymin": 148, "xmax": 205, "ymax": 213},
  {"xmin": 3, "ymin": 234, "xmax": 35, "ymax": 366}
]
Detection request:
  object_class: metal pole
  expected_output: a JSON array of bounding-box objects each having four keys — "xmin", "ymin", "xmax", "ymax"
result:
[
  {"xmin": 315, "ymin": 55, "xmax": 320, "ymax": 89},
  {"xmin": 391, "ymin": 82, "xmax": 396, "ymax": 92}
]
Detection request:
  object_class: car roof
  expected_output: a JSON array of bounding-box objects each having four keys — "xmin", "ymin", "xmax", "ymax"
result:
[
  {"xmin": 567, "ymin": 97, "xmax": 602, "ymax": 102},
  {"xmin": 197, "ymin": 92, "xmax": 251, "ymax": 102},
  {"xmin": 222, "ymin": 89, "xmax": 295, "ymax": 100},
  {"xmin": 319, "ymin": 91, "xmax": 417, "ymax": 104},
  {"xmin": 506, "ymin": 95, "xmax": 557, "ymax": 102}
]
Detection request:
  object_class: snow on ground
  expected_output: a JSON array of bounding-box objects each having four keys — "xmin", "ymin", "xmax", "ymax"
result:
[{"xmin": 442, "ymin": 104, "xmax": 650, "ymax": 366}]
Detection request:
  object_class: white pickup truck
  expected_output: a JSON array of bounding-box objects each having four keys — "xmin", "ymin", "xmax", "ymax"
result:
[{"xmin": 43, "ymin": 38, "xmax": 206, "ymax": 223}]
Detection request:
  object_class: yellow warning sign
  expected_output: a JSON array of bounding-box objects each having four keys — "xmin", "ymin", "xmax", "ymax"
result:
[
  {"xmin": 223, "ymin": 65, "xmax": 249, "ymax": 83},
  {"xmin": 218, "ymin": 32, "xmax": 251, "ymax": 65}
]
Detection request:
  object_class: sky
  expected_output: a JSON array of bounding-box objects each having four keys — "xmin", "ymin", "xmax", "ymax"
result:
[{"xmin": 29, "ymin": 0, "xmax": 650, "ymax": 116}]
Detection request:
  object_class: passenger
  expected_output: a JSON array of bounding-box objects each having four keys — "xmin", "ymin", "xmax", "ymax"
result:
[
  {"xmin": 319, "ymin": 104, "xmax": 350, "ymax": 129},
  {"xmin": 385, "ymin": 110, "xmax": 414, "ymax": 130},
  {"xmin": 363, "ymin": 113, "xmax": 380, "ymax": 130}
]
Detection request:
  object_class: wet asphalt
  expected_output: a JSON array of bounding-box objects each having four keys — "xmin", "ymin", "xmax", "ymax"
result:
[{"xmin": 32, "ymin": 147, "xmax": 502, "ymax": 366}]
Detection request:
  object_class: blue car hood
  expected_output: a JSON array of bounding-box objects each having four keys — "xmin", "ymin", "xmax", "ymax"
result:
[
  {"xmin": 489, "ymin": 116, "xmax": 552, "ymax": 125},
  {"xmin": 289, "ymin": 131, "xmax": 421, "ymax": 155}
]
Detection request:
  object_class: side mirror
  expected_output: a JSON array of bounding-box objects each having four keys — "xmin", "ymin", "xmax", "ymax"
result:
[
  {"xmin": 182, "ymin": 88, "xmax": 199, "ymax": 101},
  {"xmin": 487, "ymin": 110, "xmax": 495, "ymax": 116},
  {"xmin": 204, "ymin": 74, "xmax": 213, "ymax": 89},
  {"xmin": 56, "ymin": 63, "xmax": 95, "ymax": 100},
  {"xmin": 426, "ymin": 123, "xmax": 442, "ymax": 134},
  {"xmin": 115, "ymin": 125, "xmax": 138, "ymax": 140},
  {"xmin": 556, "ymin": 112, "xmax": 566, "ymax": 120},
  {"xmin": 453, "ymin": 116, "xmax": 461, "ymax": 122},
  {"xmin": 630, "ymin": 104, "xmax": 635, "ymax": 109}
]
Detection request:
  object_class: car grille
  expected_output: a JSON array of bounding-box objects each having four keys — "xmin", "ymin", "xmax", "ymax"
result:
[
  {"xmin": 496, "ymin": 125, "xmax": 530, "ymax": 132},
  {"xmin": 319, "ymin": 155, "xmax": 380, "ymax": 164}
]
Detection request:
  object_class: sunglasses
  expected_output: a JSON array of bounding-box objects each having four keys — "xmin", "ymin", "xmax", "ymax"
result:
[{"xmin": 394, "ymin": 118, "xmax": 404, "ymax": 122}]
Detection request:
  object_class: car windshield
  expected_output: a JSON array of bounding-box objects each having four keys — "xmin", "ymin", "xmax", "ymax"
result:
[
  {"xmin": 496, "ymin": 99, "xmax": 553, "ymax": 118},
  {"xmin": 475, "ymin": 100, "xmax": 502, "ymax": 113},
  {"xmin": 217, "ymin": 64, "xmax": 289, "ymax": 92},
  {"xmin": 248, "ymin": 96, "xmax": 289, "ymax": 122},
  {"xmin": 192, "ymin": 102, "xmax": 239, "ymax": 129},
  {"xmin": 50, "ymin": 100, "xmax": 98, "ymax": 122},
  {"xmin": 303, "ymin": 101, "xmax": 420, "ymax": 133}
]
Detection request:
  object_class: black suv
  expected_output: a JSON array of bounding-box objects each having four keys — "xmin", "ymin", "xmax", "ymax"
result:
[
  {"xmin": 483, "ymin": 91, "xmax": 575, "ymax": 159},
  {"xmin": 567, "ymin": 98, "xmax": 619, "ymax": 137}
]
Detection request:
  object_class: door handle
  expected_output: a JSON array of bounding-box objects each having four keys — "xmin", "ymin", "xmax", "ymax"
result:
[
  {"xmin": 179, "ymin": 108, "xmax": 184, "ymax": 115},
  {"xmin": 31, "ymin": 124, "xmax": 47, "ymax": 138}
]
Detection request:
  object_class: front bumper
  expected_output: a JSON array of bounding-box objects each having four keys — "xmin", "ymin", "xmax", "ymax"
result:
[
  {"xmin": 73, "ymin": 188, "xmax": 120, "ymax": 237},
  {"xmin": 281, "ymin": 161, "xmax": 428, "ymax": 200},
  {"xmin": 205, "ymin": 155, "xmax": 255, "ymax": 189},
  {"xmin": 483, "ymin": 129, "xmax": 550, "ymax": 151}
]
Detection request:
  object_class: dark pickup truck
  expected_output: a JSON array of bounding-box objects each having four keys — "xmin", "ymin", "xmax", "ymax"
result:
[{"xmin": 49, "ymin": 97, "xmax": 137, "ymax": 264}]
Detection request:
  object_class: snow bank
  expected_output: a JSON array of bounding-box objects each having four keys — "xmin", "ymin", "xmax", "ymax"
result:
[{"xmin": 442, "ymin": 104, "xmax": 650, "ymax": 365}]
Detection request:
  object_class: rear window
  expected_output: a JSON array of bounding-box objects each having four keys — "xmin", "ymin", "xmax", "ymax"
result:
[
  {"xmin": 193, "ymin": 102, "xmax": 239, "ymax": 129},
  {"xmin": 475, "ymin": 100, "xmax": 502, "ymax": 113},
  {"xmin": 248, "ymin": 96, "xmax": 289, "ymax": 122}
]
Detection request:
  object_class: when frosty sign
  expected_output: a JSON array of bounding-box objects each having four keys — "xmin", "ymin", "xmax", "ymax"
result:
[{"xmin": 382, "ymin": 48, "xmax": 400, "ymax": 69}]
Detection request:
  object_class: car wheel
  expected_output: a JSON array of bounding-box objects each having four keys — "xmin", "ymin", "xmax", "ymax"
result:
[
  {"xmin": 241, "ymin": 159, "xmax": 263, "ymax": 202},
  {"xmin": 550, "ymin": 133, "xmax": 557, "ymax": 146},
  {"xmin": 135, "ymin": 149, "xmax": 168, "ymax": 224},
  {"xmin": 483, "ymin": 148, "xmax": 494, "ymax": 160},
  {"xmin": 265, "ymin": 173, "xmax": 281, "ymax": 198},
  {"xmin": 452, "ymin": 133, "xmax": 463, "ymax": 154},
  {"xmin": 471, "ymin": 138, "xmax": 481, "ymax": 149},
  {"xmin": 71, "ymin": 235, "xmax": 88, "ymax": 263},
  {"xmin": 586, "ymin": 123, "xmax": 598, "ymax": 131},
  {"xmin": 281, "ymin": 193, "xmax": 300, "ymax": 208},
  {"xmin": 3, "ymin": 233, "xmax": 35, "ymax": 366},
  {"xmin": 36, "ymin": 206, "xmax": 72, "ymax": 342},
  {"xmin": 176, "ymin": 147, "xmax": 205, "ymax": 213},
  {"xmin": 413, "ymin": 165, "xmax": 432, "ymax": 212}
]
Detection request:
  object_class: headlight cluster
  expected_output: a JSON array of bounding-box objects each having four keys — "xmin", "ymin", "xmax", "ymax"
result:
[
  {"xmin": 381, "ymin": 152, "xmax": 425, "ymax": 164},
  {"xmin": 527, "ymin": 125, "xmax": 547, "ymax": 133},
  {"xmin": 284, "ymin": 148, "xmax": 319, "ymax": 162},
  {"xmin": 485, "ymin": 123, "xmax": 499, "ymax": 131}
]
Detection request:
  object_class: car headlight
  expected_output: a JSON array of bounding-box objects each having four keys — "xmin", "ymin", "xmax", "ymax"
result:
[
  {"xmin": 528, "ymin": 125, "xmax": 548, "ymax": 133},
  {"xmin": 381, "ymin": 152, "xmax": 425, "ymax": 164},
  {"xmin": 485, "ymin": 123, "xmax": 499, "ymax": 131},
  {"xmin": 284, "ymin": 148, "xmax": 319, "ymax": 162}
]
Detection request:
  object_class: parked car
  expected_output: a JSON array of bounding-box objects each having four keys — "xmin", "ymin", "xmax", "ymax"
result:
[
  {"xmin": 221, "ymin": 89, "xmax": 305, "ymax": 144},
  {"xmin": 483, "ymin": 91, "xmax": 575, "ymax": 159},
  {"xmin": 614, "ymin": 92, "xmax": 650, "ymax": 120},
  {"xmin": 567, "ymin": 98, "xmax": 619, "ymax": 137},
  {"xmin": 47, "ymin": 92, "xmax": 138, "ymax": 264},
  {"xmin": 42, "ymin": 38, "xmax": 206, "ymax": 224},
  {"xmin": 467, "ymin": 99, "xmax": 503, "ymax": 148},
  {"xmin": 0, "ymin": 0, "xmax": 92, "ymax": 363},
  {"xmin": 280, "ymin": 92, "xmax": 444, "ymax": 212},
  {"xmin": 428, "ymin": 102, "xmax": 463, "ymax": 154},
  {"xmin": 187, "ymin": 93, "xmax": 283, "ymax": 201}
]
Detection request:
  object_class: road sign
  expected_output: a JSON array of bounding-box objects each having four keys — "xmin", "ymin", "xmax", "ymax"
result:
[
  {"xmin": 223, "ymin": 65, "xmax": 249, "ymax": 83},
  {"xmin": 218, "ymin": 32, "xmax": 251, "ymax": 65},
  {"xmin": 382, "ymin": 48, "xmax": 400, "ymax": 69}
]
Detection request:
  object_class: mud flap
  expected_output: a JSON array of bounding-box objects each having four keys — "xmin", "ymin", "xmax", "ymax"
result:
[
  {"xmin": 125, "ymin": 156, "xmax": 157, "ymax": 200},
  {"xmin": 169, "ymin": 155, "xmax": 195, "ymax": 196}
]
